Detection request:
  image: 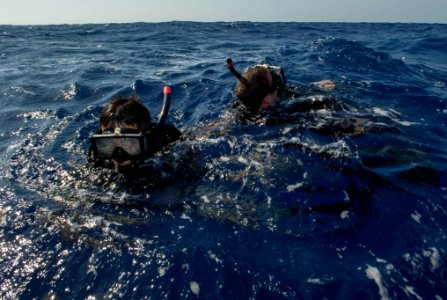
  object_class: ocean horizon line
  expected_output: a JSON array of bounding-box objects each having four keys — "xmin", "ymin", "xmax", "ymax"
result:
[{"xmin": 1, "ymin": 20, "xmax": 446, "ymax": 27}]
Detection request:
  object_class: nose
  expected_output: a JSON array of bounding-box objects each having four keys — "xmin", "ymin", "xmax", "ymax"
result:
[{"xmin": 111, "ymin": 147, "xmax": 132, "ymax": 166}]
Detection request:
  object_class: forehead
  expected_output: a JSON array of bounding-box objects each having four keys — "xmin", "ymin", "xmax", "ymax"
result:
[{"xmin": 101, "ymin": 122, "xmax": 140, "ymax": 132}]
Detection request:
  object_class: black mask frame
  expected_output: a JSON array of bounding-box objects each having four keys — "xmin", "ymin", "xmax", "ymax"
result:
[{"xmin": 90, "ymin": 128, "xmax": 151, "ymax": 164}]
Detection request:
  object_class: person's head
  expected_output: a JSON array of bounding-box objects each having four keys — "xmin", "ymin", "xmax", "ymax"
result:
[
  {"xmin": 99, "ymin": 94, "xmax": 152, "ymax": 133},
  {"xmin": 235, "ymin": 66, "xmax": 278, "ymax": 112},
  {"xmin": 93, "ymin": 95, "xmax": 153, "ymax": 167}
]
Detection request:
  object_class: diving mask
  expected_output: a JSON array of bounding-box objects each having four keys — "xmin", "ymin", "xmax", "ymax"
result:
[
  {"xmin": 252, "ymin": 64, "xmax": 287, "ymax": 92},
  {"xmin": 90, "ymin": 128, "xmax": 150, "ymax": 163}
]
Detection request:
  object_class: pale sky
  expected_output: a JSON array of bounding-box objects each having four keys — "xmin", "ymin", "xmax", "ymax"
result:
[{"xmin": 1, "ymin": 0, "xmax": 446, "ymax": 25}]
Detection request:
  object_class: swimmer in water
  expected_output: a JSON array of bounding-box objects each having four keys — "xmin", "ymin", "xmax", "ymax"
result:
[
  {"xmin": 227, "ymin": 58, "xmax": 336, "ymax": 114},
  {"xmin": 89, "ymin": 87, "xmax": 181, "ymax": 169},
  {"xmin": 226, "ymin": 58, "xmax": 375, "ymax": 136}
]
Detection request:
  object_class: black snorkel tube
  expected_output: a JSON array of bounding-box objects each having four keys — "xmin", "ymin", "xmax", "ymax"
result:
[
  {"xmin": 226, "ymin": 58, "xmax": 249, "ymax": 86},
  {"xmin": 156, "ymin": 85, "xmax": 171, "ymax": 128}
]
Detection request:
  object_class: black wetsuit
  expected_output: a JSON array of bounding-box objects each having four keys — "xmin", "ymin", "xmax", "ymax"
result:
[{"xmin": 147, "ymin": 123, "xmax": 182, "ymax": 154}]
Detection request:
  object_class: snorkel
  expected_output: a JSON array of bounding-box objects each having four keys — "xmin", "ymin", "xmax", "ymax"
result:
[
  {"xmin": 157, "ymin": 86, "xmax": 171, "ymax": 127},
  {"xmin": 226, "ymin": 58, "xmax": 246, "ymax": 84}
]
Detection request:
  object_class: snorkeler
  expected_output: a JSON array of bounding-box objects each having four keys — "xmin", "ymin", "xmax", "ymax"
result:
[
  {"xmin": 226, "ymin": 58, "xmax": 380, "ymax": 136},
  {"xmin": 227, "ymin": 58, "xmax": 336, "ymax": 114},
  {"xmin": 89, "ymin": 86, "xmax": 182, "ymax": 169}
]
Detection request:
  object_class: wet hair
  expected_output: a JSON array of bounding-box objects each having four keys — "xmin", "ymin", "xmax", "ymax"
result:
[
  {"xmin": 99, "ymin": 94, "xmax": 152, "ymax": 132},
  {"xmin": 235, "ymin": 66, "xmax": 272, "ymax": 111}
]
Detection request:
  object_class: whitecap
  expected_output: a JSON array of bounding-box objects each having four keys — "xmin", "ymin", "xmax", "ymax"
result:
[
  {"xmin": 365, "ymin": 265, "xmax": 390, "ymax": 300},
  {"xmin": 190, "ymin": 281, "xmax": 200, "ymax": 296},
  {"xmin": 423, "ymin": 247, "xmax": 441, "ymax": 272},
  {"xmin": 286, "ymin": 182, "xmax": 303, "ymax": 192}
]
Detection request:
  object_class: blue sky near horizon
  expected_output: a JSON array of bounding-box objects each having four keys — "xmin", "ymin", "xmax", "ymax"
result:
[{"xmin": 1, "ymin": 0, "xmax": 446, "ymax": 25}]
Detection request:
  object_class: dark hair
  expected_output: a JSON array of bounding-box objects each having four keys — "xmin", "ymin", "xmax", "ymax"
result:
[
  {"xmin": 99, "ymin": 94, "xmax": 152, "ymax": 132},
  {"xmin": 235, "ymin": 66, "xmax": 272, "ymax": 111}
]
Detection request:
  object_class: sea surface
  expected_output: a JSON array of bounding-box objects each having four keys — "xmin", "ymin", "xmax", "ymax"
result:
[{"xmin": 0, "ymin": 22, "xmax": 446, "ymax": 299}]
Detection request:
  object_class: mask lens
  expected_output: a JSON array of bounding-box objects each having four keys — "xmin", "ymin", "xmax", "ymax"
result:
[
  {"xmin": 118, "ymin": 137, "xmax": 142, "ymax": 156},
  {"xmin": 92, "ymin": 134, "xmax": 146, "ymax": 159},
  {"xmin": 95, "ymin": 138, "xmax": 119, "ymax": 158}
]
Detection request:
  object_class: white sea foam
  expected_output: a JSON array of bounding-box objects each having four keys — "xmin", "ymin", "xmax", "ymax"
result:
[
  {"xmin": 306, "ymin": 278, "xmax": 324, "ymax": 284},
  {"xmin": 365, "ymin": 265, "xmax": 390, "ymax": 300},
  {"xmin": 61, "ymin": 83, "xmax": 77, "ymax": 100},
  {"xmin": 208, "ymin": 251, "xmax": 223, "ymax": 264},
  {"xmin": 315, "ymin": 108, "xmax": 332, "ymax": 117},
  {"xmin": 340, "ymin": 210, "xmax": 350, "ymax": 219},
  {"xmin": 200, "ymin": 195, "xmax": 210, "ymax": 203},
  {"xmin": 411, "ymin": 211, "xmax": 422, "ymax": 223},
  {"xmin": 423, "ymin": 247, "xmax": 441, "ymax": 272},
  {"xmin": 286, "ymin": 182, "xmax": 303, "ymax": 192},
  {"xmin": 403, "ymin": 285, "xmax": 423, "ymax": 300},
  {"xmin": 372, "ymin": 107, "xmax": 418, "ymax": 126},
  {"xmin": 343, "ymin": 190, "xmax": 350, "ymax": 202},
  {"xmin": 190, "ymin": 281, "xmax": 200, "ymax": 295},
  {"xmin": 282, "ymin": 127, "xmax": 293, "ymax": 134},
  {"xmin": 219, "ymin": 156, "xmax": 231, "ymax": 162}
]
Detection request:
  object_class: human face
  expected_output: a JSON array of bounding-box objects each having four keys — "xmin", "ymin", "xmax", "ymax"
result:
[
  {"xmin": 100, "ymin": 123, "xmax": 141, "ymax": 167},
  {"xmin": 259, "ymin": 70, "xmax": 278, "ymax": 110}
]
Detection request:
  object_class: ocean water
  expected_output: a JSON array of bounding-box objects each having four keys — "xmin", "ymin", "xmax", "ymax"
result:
[{"xmin": 0, "ymin": 22, "xmax": 446, "ymax": 299}]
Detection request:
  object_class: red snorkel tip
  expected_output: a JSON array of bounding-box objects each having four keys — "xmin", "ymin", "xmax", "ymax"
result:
[
  {"xmin": 163, "ymin": 85, "xmax": 171, "ymax": 94},
  {"xmin": 158, "ymin": 86, "xmax": 171, "ymax": 126}
]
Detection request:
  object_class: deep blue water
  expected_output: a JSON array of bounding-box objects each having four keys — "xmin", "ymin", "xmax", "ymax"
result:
[{"xmin": 0, "ymin": 22, "xmax": 446, "ymax": 299}]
